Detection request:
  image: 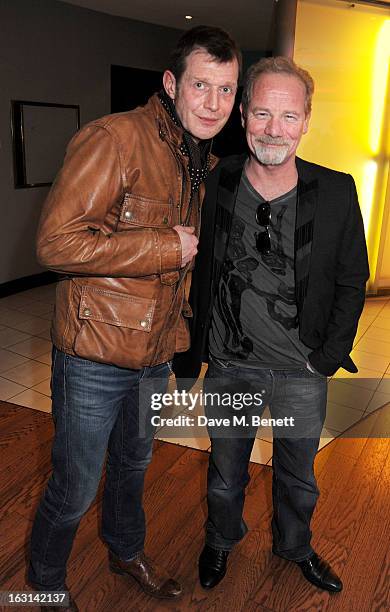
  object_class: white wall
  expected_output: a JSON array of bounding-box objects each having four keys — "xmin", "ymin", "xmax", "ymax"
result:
[{"xmin": 0, "ymin": 0, "xmax": 182, "ymax": 284}]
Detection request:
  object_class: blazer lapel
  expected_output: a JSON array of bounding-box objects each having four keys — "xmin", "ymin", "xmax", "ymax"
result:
[
  {"xmin": 295, "ymin": 158, "xmax": 319, "ymax": 311},
  {"xmin": 212, "ymin": 159, "xmax": 245, "ymax": 290}
]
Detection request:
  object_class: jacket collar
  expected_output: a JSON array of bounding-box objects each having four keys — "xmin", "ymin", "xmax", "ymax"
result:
[
  {"xmin": 216, "ymin": 155, "xmax": 319, "ymax": 216},
  {"xmin": 295, "ymin": 157, "xmax": 319, "ymax": 237},
  {"xmin": 148, "ymin": 93, "xmax": 218, "ymax": 171}
]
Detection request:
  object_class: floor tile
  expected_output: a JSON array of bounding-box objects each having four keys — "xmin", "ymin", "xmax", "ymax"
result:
[
  {"xmin": 327, "ymin": 379, "xmax": 373, "ymax": 412},
  {"xmin": 324, "ymin": 401, "xmax": 365, "ymax": 433},
  {"xmin": 354, "ymin": 336, "xmax": 390, "ymax": 358},
  {"xmin": 0, "ymin": 294, "xmax": 37, "ymax": 309},
  {"xmin": 35, "ymin": 352, "xmax": 52, "ymax": 366},
  {"xmin": 0, "ymin": 349, "xmax": 29, "ymax": 373},
  {"xmin": 31, "ymin": 378, "xmax": 52, "ymax": 396},
  {"xmin": 0, "ymin": 377, "xmax": 26, "ymax": 401},
  {"xmin": 365, "ymin": 391, "xmax": 390, "ymax": 415},
  {"xmin": 155, "ymin": 435, "xmax": 210, "ymax": 451},
  {"xmin": 255, "ymin": 405, "xmax": 273, "ymax": 440},
  {"xmin": 357, "ymin": 314, "xmax": 376, "ymax": 326},
  {"xmin": 37, "ymin": 312, "xmax": 55, "ymax": 321},
  {"xmin": 16, "ymin": 301, "xmax": 54, "ymax": 317},
  {"xmin": 332, "ymin": 367, "xmax": 382, "ymax": 391},
  {"xmin": 320, "ymin": 426, "xmax": 340, "ymax": 439},
  {"xmin": 318, "ymin": 428, "xmax": 338, "ymax": 451},
  {"xmin": 8, "ymin": 388, "xmax": 52, "ymax": 413},
  {"xmin": 357, "ymin": 321, "xmax": 370, "ymax": 332},
  {"xmin": 363, "ymin": 326, "xmax": 390, "ymax": 343},
  {"xmin": 372, "ymin": 309, "xmax": 390, "ymax": 320},
  {"xmin": 7, "ymin": 337, "xmax": 52, "ymax": 359},
  {"xmin": 1, "ymin": 360, "xmax": 51, "ymax": 386},
  {"xmin": 37, "ymin": 328, "xmax": 52, "ymax": 340},
  {"xmin": 0, "ymin": 309, "xmax": 35, "ymax": 327},
  {"xmin": 353, "ymin": 331, "xmax": 367, "ymax": 346},
  {"xmin": 376, "ymin": 374, "xmax": 390, "ymax": 395},
  {"xmin": 9, "ymin": 316, "xmax": 51, "ymax": 335},
  {"xmin": 372, "ymin": 317, "xmax": 390, "ymax": 331},
  {"xmin": 0, "ymin": 327, "xmax": 32, "ymax": 348},
  {"xmin": 249, "ymin": 438, "xmax": 273, "ymax": 465},
  {"xmin": 350, "ymin": 350, "xmax": 390, "ymax": 373}
]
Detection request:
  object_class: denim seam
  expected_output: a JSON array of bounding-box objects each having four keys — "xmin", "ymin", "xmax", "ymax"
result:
[
  {"xmin": 40, "ymin": 353, "xmax": 71, "ymax": 587},
  {"xmin": 272, "ymin": 456, "xmax": 280, "ymax": 555},
  {"xmin": 113, "ymin": 404, "xmax": 125, "ymax": 552}
]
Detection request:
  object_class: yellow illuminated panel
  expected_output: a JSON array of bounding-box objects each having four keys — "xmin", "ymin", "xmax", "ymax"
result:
[
  {"xmin": 370, "ymin": 20, "xmax": 390, "ymax": 155},
  {"xmin": 361, "ymin": 161, "xmax": 378, "ymax": 236},
  {"xmin": 294, "ymin": 0, "xmax": 390, "ymax": 291}
]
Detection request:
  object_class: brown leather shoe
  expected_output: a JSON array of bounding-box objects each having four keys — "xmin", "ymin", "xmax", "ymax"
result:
[{"xmin": 109, "ymin": 551, "xmax": 182, "ymax": 599}]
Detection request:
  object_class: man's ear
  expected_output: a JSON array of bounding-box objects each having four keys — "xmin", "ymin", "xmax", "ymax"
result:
[
  {"xmin": 163, "ymin": 70, "xmax": 177, "ymax": 101},
  {"xmin": 239, "ymin": 103, "xmax": 246, "ymax": 129},
  {"xmin": 303, "ymin": 112, "xmax": 311, "ymax": 134}
]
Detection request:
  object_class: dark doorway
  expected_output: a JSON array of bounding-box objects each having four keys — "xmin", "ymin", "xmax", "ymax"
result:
[
  {"xmin": 111, "ymin": 65, "xmax": 162, "ymax": 113},
  {"xmin": 111, "ymin": 65, "xmax": 246, "ymax": 157}
]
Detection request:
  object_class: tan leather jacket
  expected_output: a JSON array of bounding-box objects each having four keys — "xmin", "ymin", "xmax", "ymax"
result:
[{"xmin": 36, "ymin": 95, "xmax": 217, "ymax": 369}]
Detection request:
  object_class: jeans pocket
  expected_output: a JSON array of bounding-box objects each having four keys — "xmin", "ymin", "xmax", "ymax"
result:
[{"xmin": 305, "ymin": 362, "xmax": 326, "ymax": 379}]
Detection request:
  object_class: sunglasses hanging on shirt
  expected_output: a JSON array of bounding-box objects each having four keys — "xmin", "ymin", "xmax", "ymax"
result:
[{"xmin": 255, "ymin": 201, "xmax": 272, "ymax": 254}]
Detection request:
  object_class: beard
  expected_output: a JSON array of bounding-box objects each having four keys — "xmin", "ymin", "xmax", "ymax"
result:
[{"xmin": 252, "ymin": 136, "xmax": 291, "ymax": 166}]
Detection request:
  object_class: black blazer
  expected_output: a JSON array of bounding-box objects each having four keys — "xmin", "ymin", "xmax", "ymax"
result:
[{"xmin": 174, "ymin": 155, "xmax": 369, "ymax": 382}]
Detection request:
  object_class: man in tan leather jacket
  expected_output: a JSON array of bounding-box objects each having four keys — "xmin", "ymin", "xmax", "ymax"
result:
[{"xmin": 28, "ymin": 26, "xmax": 240, "ymax": 610}]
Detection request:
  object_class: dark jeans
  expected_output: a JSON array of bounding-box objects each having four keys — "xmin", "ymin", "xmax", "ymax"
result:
[
  {"xmin": 28, "ymin": 348, "xmax": 170, "ymax": 590},
  {"xmin": 204, "ymin": 358, "xmax": 327, "ymax": 561}
]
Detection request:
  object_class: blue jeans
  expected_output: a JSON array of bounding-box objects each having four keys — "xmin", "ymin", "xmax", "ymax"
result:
[
  {"xmin": 204, "ymin": 358, "xmax": 327, "ymax": 561},
  {"xmin": 28, "ymin": 348, "xmax": 170, "ymax": 590}
]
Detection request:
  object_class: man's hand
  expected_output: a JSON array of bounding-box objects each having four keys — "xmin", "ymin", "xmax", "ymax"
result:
[{"xmin": 173, "ymin": 225, "xmax": 199, "ymax": 267}]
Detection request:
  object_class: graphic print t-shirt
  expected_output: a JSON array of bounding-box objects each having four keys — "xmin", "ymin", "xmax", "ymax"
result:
[{"xmin": 209, "ymin": 171, "xmax": 311, "ymax": 368}]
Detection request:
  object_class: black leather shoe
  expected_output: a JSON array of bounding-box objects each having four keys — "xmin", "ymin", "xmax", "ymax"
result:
[
  {"xmin": 198, "ymin": 545, "xmax": 229, "ymax": 589},
  {"xmin": 296, "ymin": 552, "xmax": 343, "ymax": 592}
]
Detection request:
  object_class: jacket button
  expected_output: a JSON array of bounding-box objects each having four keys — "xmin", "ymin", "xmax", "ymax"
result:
[
  {"xmin": 140, "ymin": 320, "xmax": 147, "ymax": 328},
  {"xmin": 84, "ymin": 308, "xmax": 91, "ymax": 316},
  {"xmin": 124, "ymin": 211, "xmax": 132, "ymax": 219}
]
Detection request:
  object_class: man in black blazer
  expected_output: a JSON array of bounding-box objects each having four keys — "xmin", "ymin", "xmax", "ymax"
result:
[{"xmin": 174, "ymin": 57, "xmax": 369, "ymax": 593}]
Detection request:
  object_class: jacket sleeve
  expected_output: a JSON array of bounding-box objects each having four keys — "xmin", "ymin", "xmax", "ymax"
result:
[
  {"xmin": 36, "ymin": 124, "xmax": 182, "ymax": 277},
  {"xmin": 308, "ymin": 175, "xmax": 370, "ymax": 376}
]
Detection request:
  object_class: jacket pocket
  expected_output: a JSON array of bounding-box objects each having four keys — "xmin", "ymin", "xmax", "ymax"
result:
[
  {"xmin": 120, "ymin": 193, "xmax": 172, "ymax": 228},
  {"xmin": 74, "ymin": 284, "xmax": 156, "ymax": 368},
  {"xmin": 78, "ymin": 284, "xmax": 155, "ymax": 330}
]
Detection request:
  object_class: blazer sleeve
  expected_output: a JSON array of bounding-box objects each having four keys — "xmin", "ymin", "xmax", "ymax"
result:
[
  {"xmin": 308, "ymin": 175, "xmax": 370, "ymax": 376},
  {"xmin": 36, "ymin": 124, "xmax": 181, "ymax": 278}
]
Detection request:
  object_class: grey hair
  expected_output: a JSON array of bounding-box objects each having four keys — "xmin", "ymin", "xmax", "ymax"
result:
[{"xmin": 241, "ymin": 56, "xmax": 314, "ymax": 118}]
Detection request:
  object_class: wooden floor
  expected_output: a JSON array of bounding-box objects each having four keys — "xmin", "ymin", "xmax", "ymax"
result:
[{"xmin": 0, "ymin": 401, "xmax": 389, "ymax": 612}]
